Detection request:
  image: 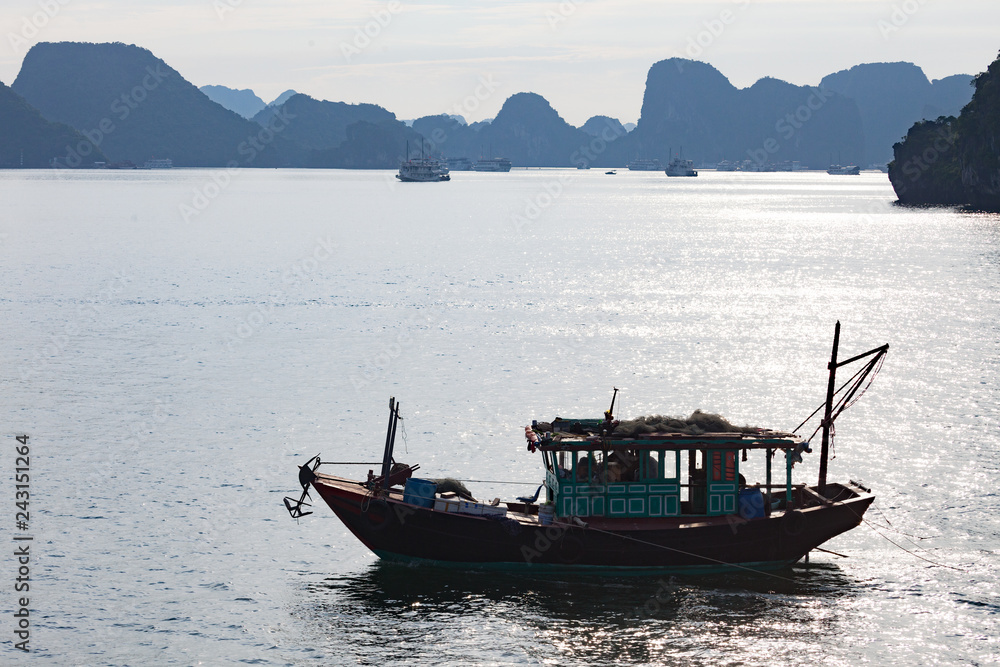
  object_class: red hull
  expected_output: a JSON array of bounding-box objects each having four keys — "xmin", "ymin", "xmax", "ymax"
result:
[{"xmin": 310, "ymin": 474, "xmax": 873, "ymax": 573}]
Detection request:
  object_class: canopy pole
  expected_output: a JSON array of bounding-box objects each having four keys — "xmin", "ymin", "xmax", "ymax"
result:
[{"xmin": 818, "ymin": 321, "xmax": 840, "ymax": 495}]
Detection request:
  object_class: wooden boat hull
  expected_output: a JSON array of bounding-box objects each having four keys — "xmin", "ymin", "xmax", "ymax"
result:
[{"xmin": 311, "ymin": 474, "xmax": 873, "ymax": 573}]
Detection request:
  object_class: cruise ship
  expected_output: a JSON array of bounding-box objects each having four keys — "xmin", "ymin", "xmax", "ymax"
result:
[
  {"xmin": 627, "ymin": 158, "xmax": 663, "ymax": 171},
  {"xmin": 472, "ymin": 156, "xmax": 512, "ymax": 172},
  {"xmin": 665, "ymin": 157, "xmax": 697, "ymax": 177}
]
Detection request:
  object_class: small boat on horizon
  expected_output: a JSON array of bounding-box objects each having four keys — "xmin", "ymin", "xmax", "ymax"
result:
[
  {"xmin": 827, "ymin": 164, "xmax": 861, "ymax": 175},
  {"xmin": 286, "ymin": 323, "xmax": 887, "ymax": 574},
  {"xmin": 141, "ymin": 158, "xmax": 173, "ymax": 169}
]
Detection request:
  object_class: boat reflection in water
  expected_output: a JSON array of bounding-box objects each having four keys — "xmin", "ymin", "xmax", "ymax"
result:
[{"xmin": 294, "ymin": 560, "xmax": 862, "ymax": 664}]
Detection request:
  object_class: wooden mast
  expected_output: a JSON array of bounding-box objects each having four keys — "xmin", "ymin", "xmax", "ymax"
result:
[
  {"xmin": 379, "ymin": 397, "xmax": 399, "ymax": 494},
  {"xmin": 818, "ymin": 321, "xmax": 840, "ymax": 495}
]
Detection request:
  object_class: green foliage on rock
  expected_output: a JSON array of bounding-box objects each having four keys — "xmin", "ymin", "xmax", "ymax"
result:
[{"xmin": 889, "ymin": 51, "xmax": 1000, "ymax": 211}]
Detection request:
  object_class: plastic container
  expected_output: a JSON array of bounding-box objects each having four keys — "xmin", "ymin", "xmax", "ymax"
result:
[
  {"xmin": 433, "ymin": 498, "xmax": 460, "ymax": 512},
  {"xmin": 738, "ymin": 488, "xmax": 765, "ymax": 519},
  {"xmin": 481, "ymin": 505, "xmax": 508, "ymax": 517},
  {"xmin": 538, "ymin": 504, "xmax": 554, "ymax": 525},
  {"xmin": 459, "ymin": 501, "xmax": 484, "ymax": 515},
  {"xmin": 403, "ymin": 478, "xmax": 437, "ymax": 508}
]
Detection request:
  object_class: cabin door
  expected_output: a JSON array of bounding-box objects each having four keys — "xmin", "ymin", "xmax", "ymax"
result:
[{"xmin": 707, "ymin": 450, "xmax": 738, "ymax": 515}]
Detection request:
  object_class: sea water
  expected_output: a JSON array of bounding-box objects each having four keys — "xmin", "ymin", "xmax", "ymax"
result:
[{"xmin": 1, "ymin": 168, "xmax": 998, "ymax": 665}]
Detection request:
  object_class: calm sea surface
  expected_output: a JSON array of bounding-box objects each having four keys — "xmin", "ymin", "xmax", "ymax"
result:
[{"xmin": 1, "ymin": 168, "xmax": 999, "ymax": 665}]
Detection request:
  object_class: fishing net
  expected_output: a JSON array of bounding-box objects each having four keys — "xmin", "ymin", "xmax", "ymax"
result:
[{"xmin": 612, "ymin": 410, "xmax": 760, "ymax": 437}]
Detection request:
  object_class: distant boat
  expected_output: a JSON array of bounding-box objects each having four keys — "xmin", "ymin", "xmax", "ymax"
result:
[
  {"xmin": 472, "ymin": 156, "xmax": 512, "ymax": 172},
  {"xmin": 716, "ymin": 160, "xmax": 738, "ymax": 172},
  {"xmin": 605, "ymin": 170, "xmax": 616, "ymax": 175},
  {"xmin": 397, "ymin": 158, "xmax": 450, "ymax": 182},
  {"xmin": 446, "ymin": 157, "xmax": 473, "ymax": 171},
  {"xmin": 665, "ymin": 157, "xmax": 697, "ymax": 177},
  {"xmin": 826, "ymin": 165, "xmax": 861, "ymax": 175},
  {"xmin": 397, "ymin": 141, "xmax": 450, "ymax": 182},
  {"xmin": 142, "ymin": 158, "xmax": 173, "ymax": 169},
  {"xmin": 627, "ymin": 158, "xmax": 663, "ymax": 171}
]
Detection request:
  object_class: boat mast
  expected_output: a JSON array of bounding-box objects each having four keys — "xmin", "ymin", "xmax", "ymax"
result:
[
  {"xmin": 817, "ymin": 322, "xmax": 840, "ymax": 495},
  {"xmin": 379, "ymin": 397, "xmax": 401, "ymax": 494}
]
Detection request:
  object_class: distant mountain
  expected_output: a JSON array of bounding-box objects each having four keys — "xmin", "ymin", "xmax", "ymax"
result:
[
  {"xmin": 820, "ymin": 62, "xmax": 973, "ymax": 165},
  {"xmin": 581, "ymin": 115, "xmax": 627, "ymax": 138},
  {"xmin": 199, "ymin": 85, "xmax": 266, "ymax": 119},
  {"xmin": 889, "ymin": 52, "xmax": 1000, "ymax": 211},
  {"xmin": 475, "ymin": 93, "xmax": 601, "ymax": 167},
  {"xmin": 0, "ymin": 80, "xmax": 106, "ymax": 168},
  {"xmin": 12, "ymin": 42, "xmax": 287, "ymax": 167},
  {"xmin": 411, "ymin": 114, "xmax": 479, "ymax": 158},
  {"xmin": 267, "ymin": 90, "xmax": 298, "ymax": 108},
  {"xmin": 307, "ymin": 119, "xmax": 425, "ymax": 169},
  {"xmin": 253, "ymin": 94, "xmax": 396, "ymax": 150},
  {"xmin": 630, "ymin": 58, "xmax": 864, "ymax": 168}
]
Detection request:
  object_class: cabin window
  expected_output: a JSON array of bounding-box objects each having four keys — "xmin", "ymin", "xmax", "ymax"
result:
[
  {"xmin": 660, "ymin": 450, "xmax": 679, "ymax": 481},
  {"xmin": 710, "ymin": 451, "xmax": 737, "ymax": 482}
]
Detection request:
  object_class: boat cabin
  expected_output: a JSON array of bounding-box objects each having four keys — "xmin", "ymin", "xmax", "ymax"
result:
[{"xmin": 533, "ymin": 418, "xmax": 808, "ymax": 520}]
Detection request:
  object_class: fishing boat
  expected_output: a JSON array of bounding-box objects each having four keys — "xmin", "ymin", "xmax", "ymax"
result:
[{"xmin": 285, "ymin": 323, "xmax": 887, "ymax": 574}]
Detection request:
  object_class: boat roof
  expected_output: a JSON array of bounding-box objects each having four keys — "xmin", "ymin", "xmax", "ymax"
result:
[
  {"xmin": 533, "ymin": 416, "xmax": 802, "ymax": 451},
  {"xmin": 537, "ymin": 431, "xmax": 802, "ymax": 452}
]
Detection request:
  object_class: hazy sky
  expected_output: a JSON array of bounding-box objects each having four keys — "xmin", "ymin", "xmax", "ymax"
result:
[{"xmin": 1, "ymin": 0, "xmax": 998, "ymax": 126}]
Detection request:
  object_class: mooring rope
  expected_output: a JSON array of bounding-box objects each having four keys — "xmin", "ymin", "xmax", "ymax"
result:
[
  {"xmin": 841, "ymin": 500, "xmax": 964, "ymax": 571},
  {"xmin": 452, "ymin": 479, "xmax": 542, "ymax": 486},
  {"xmin": 860, "ymin": 516, "xmax": 965, "ymax": 571},
  {"xmin": 580, "ymin": 524, "xmax": 800, "ymax": 583}
]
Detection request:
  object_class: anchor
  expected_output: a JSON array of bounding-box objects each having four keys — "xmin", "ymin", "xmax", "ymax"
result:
[{"xmin": 283, "ymin": 455, "xmax": 321, "ymax": 519}]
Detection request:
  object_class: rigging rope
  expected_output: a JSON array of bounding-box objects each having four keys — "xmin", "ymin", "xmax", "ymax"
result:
[{"xmin": 793, "ymin": 347, "xmax": 887, "ymax": 437}]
